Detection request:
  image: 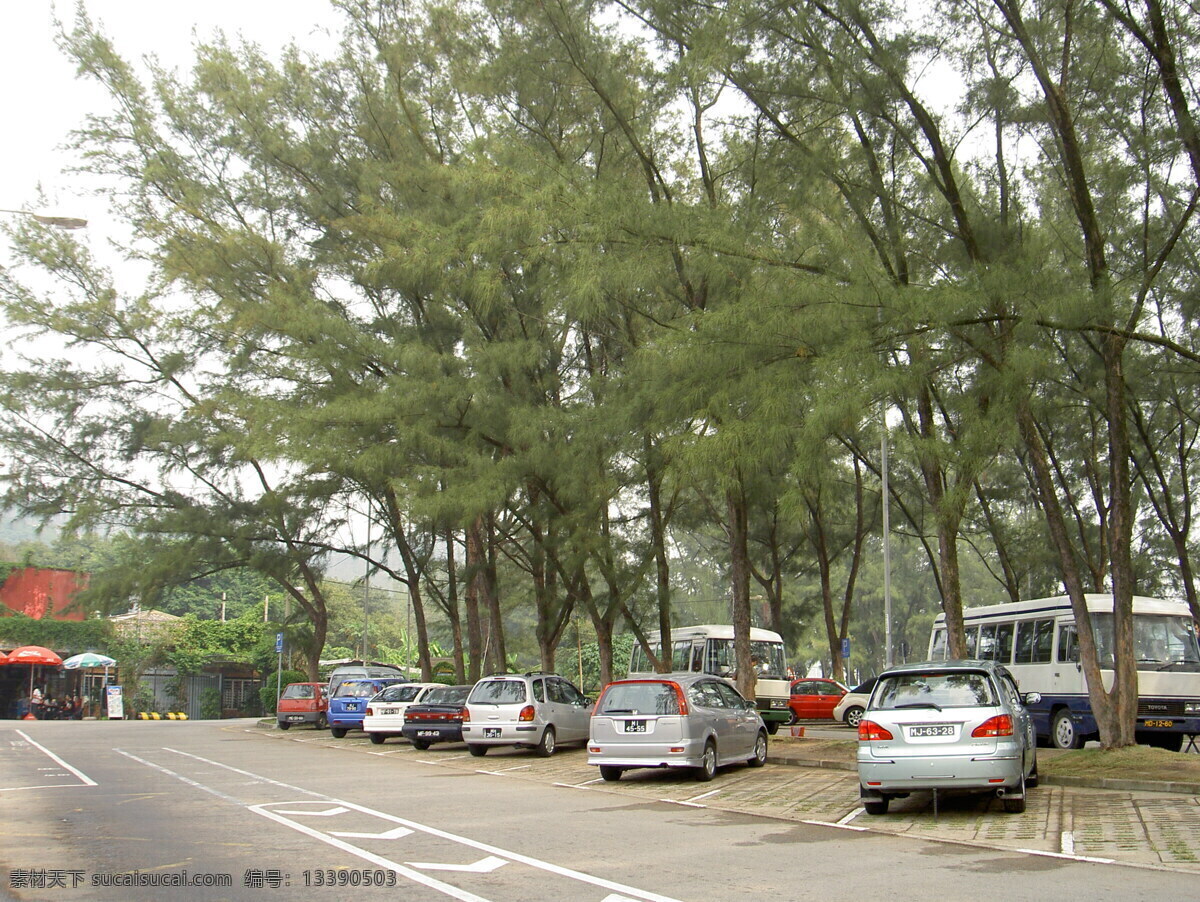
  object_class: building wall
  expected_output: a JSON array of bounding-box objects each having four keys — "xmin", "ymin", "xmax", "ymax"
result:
[{"xmin": 0, "ymin": 567, "xmax": 88, "ymax": 621}]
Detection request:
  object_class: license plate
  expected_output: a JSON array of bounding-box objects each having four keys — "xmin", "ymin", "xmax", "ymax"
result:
[
  {"xmin": 1145, "ymin": 719, "xmax": 1175, "ymax": 728},
  {"xmin": 623, "ymin": 720, "xmax": 647, "ymax": 733},
  {"xmin": 908, "ymin": 724, "xmax": 954, "ymax": 738},
  {"xmin": 380, "ymin": 708, "xmax": 396, "ymax": 716},
  {"xmin": 417, "ymin": 730, "xmax": 440, "ymax": 737},
  {"xmin": 483, "ymin": 728, "xmax": 501, "ymax": 739},
  {"xmin": 287, "ymin": 715, "xmax": 304, "ymax": 722},
  {"xmin": 346, "ymin": 703, "xmax": 359, "ymax": 711}
]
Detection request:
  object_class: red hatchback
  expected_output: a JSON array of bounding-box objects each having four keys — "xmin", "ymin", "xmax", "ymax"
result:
[{"xmin": 788, "ymin": 678, "xmax": 848, "ymax": 722}]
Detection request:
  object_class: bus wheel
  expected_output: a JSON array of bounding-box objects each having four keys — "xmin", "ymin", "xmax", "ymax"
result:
[{"xmin": 1051, "ymin": 709, "xmax": 1081, "ymax": 750}]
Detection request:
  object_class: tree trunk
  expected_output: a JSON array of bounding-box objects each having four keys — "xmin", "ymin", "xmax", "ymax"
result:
[
  {"xmin": 726, "ymin": 487, "xmax": 755, "ymax": 700},
  {"xmin": 465, "ymin": 515, "xmax": 487, "ymax": 682}
]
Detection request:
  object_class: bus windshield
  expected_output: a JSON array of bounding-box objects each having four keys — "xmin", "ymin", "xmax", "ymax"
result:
[
  {"xmin": 704, "ymin": 640, "xmax": 787, "ymax": 680},
  {"xmin": 1091, "ymin": 614, "xmax": 1200, "ymax": 671}
]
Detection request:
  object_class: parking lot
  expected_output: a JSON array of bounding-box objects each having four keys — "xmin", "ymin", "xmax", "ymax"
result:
[{"xmin": 261, "ymin": 725, "xmax": 1200, "ymax": 874}]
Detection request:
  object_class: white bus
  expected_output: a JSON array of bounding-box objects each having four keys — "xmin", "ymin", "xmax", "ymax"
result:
[
  {"xmin": 627, "ymin": 625, "xmax": 791, "ymax": 733},
  {"xmin": 929, "ymin": 594, "xmax": 1200, "ymax": 750}
]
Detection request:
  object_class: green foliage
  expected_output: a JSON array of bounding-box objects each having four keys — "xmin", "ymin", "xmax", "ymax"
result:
[
  {"xmin": 165, "ymin": 611, "xmax": 268, "ymax": 676},
  {"xmin": 0, "ymin": 612, "xmax": 112, "ymax": 652},
  {"xmin": 199, "ymin": 687, "xmax": 223, "ymax": 720}
]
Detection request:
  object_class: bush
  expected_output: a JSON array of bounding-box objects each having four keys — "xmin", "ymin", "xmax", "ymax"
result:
[
  {"xmin": 199, "ymin": 688, "xmax": 222, "ymax": 720},
  {"xmin": 259, "ymin": 669, "xmax": 307, "ymax": 714}
]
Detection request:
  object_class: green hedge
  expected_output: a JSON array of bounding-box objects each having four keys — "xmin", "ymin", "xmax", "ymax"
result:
[{"xmin": 0, "ymin": 613, "xmax": 112, "ymax": 653}]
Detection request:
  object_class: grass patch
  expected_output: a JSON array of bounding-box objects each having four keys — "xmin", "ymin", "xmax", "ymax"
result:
[{"xmin": 1041, "ymin": 745, "xmax": 1200, "ymax": 782}]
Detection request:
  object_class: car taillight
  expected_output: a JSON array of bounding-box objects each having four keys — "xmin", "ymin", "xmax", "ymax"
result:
[
  {"xmin": 519, "ymin": 705, "xmax": 536, "ymax": 722},
  {"xmin": 670, "ymin": 682, "xmax": 688, "ymax": 716},
  {"xmin": 972, "ymin": 715, "xmax": 1014, "ymax": 737},
  {"xmin": 365, "ymin": 707, "xmax": 374, "ymax": 716},
  {"xmin": 461, "ymin": 708, "xmax": 470, "ymax": 723},
  {"xmin": 858, "ymin": 720, "xmax": 893, "ymax": 741}
]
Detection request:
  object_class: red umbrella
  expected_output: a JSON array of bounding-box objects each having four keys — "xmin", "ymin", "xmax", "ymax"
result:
[
  {"xmin": 5, "ymin": 646, "xmax": 63, "ymax": 719},
  {"xmin": 6, "ymin": 646, "xmax": 63, "ymax": 666}
]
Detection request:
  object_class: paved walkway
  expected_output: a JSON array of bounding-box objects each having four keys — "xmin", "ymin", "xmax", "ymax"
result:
[{"xmin": 257, "ymin": 724, "xmax": 1200, "ymax": 874}]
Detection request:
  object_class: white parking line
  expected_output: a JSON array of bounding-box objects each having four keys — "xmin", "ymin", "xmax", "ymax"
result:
[
  {"xmin": 12, "ymin": 730, "xmax": 97, "ymax": 788},
  {"xmin": 683, "ymin": 789, "xmax": 721, "ymax": 803},
  {"xmin": 151, "ymin": 749, "xmax": 687, "ymax": 902}
]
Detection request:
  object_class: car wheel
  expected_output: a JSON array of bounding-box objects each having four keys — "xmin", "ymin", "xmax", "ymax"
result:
[
  {"xmin": 315, "ymin": 715, "xmax": 327, "ymax": 730},
  {"xmin": 330, "ymin": 727, "xmax": 347, "ymax": 739},
  {"xmin": 369, "ymin": 733, "xmax": 385, "ymax": 745},
  {"xmin": 787, "ymin": 711, "xmax": 798, "ymax": 726},
  {"xmin": 412, "ymin": 739, "xmax": 431, "ymax": 751},
  {"xmin": 468, "ymin": 744, "xmax": 488, "ymax": 757},
  {"xmin": 1027, "ymin": 754, "xmax": 1039, "ymax": 788},
  {"xmin": 1003, "ymin": 773, "xmax": 1027, "ymax": 813},
  {"xmin": 599, "ymin": 765, "xmax": 623, "ymax": 782},
  {"xmin": 748, "ymin": 730, "xmax": 768, "ymax": 767},
  {"xmin": 535, "ymin": 726, "xmax": 556, "ymax": 758},
  {"xmin": 765, "ymin": 721, "xmax": 780, "ymax": 736},
  {"xmin": 1051, "ymin": 709, "xmax": 1081, "ymax": 750},
  {"xmin": 695, "ymin": 740, "xmax": 717, "ymax": 782},
  {"xmin": 277, "ymin": 722, "xmax": 291, "ymax": 731},
  {"xmin": 863, "ymin": 797, "xmax": 889, "ymax": 815},
  {"xmin": 844, "ymin": 706, "xmax": 865, "ymax": 728}
]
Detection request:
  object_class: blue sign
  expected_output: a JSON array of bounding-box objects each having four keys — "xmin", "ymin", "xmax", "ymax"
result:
[
  {"xmin": 275, "ymin": 632, "xmax": 284, "ymax": 654},
  {"xmin": 841, "ymin": 638, "xmax": 851, "ymax": 659}
]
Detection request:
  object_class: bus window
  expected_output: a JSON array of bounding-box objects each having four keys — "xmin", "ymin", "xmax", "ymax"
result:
[
  {"xmin": 1057, "ymin": 624, "xmax": 1079, "ymax": 663},
  {"xmin": 995, "ymin": 623, "xmax": 1014, "ymax": 663},
  {"xmin": 978, "ymin": 624, "xmax": 996, "ymax": 660},
  {"xmin": 965, "ymin": 627, "xmax": 979, "ymax": 658},
  {"xmin": 691, "ymin": 642, "xmax": 704, "ymax": 672},
  {"xmin": 930, "ymin": 628, "xmax": 948, "ymax": 660},
  {"xmin": 1015, "ymin": 619, "xmax": 1054, "ymax": 664},
  {"xmin": 629, "ymin": 641, "xmax": 660, "ymax": 673},
  {"xmin": 672, "ymin": 640, "xmax": 692, "ymax": 671}
]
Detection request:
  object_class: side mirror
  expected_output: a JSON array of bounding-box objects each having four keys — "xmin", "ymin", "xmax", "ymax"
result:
[{"xmin": 1024, "ymin": 692, "xmax": 1042, "ymax": 706}]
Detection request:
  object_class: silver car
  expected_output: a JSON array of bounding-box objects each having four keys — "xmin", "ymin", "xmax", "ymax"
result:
[
  {"xmin": 461, "ymin": 672, "xmax": 592, "ymax": 757},
  {"xmin": 588, "ymin": 672, "xmax": 768, "ymax": 782},
  {"xmin": 857, "ymin": 660, "xmax": 1040, "ymax": 814}
]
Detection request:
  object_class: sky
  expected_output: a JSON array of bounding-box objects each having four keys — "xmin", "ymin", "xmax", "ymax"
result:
[{"xmin": 1, "ymin": 1, "xmax": 343, "ymax": 230}]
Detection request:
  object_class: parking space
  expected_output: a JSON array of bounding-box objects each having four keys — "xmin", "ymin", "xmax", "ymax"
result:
[{"xmin": 271, "ymin": 727, "xmax": 1200, "ymax": 873}]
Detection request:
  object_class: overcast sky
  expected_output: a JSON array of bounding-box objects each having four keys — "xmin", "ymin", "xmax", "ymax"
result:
[{"xmin": 1, "ymin": 1, "xmax": 343, "ymax": 228}]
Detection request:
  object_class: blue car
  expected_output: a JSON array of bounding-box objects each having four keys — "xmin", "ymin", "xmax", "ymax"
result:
[{"xmin": 328, "ymin": 677, "xmax": 408, "ymax": 738}]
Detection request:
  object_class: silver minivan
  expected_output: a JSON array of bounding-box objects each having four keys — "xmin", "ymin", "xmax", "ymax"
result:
[
  {"xmin": 461, "ymin": 672, "xmax": 592, "ymax": 757},
  {"xmin": 857, "ymin": 659, "xmax": 1040, "ymax": 814},
  {"xmin": 588, "ymin": 672, "xmax": 768, "ymax": 782}
]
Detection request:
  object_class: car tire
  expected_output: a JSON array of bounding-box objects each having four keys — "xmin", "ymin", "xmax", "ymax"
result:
[
  {"xmin": 535, "ymin": 726, "xmax": 556, "ymax": 758},
  {"xmin": 1051, "ymin": 709, "xmax": 1081, "ymax": 750},
  {"xmin": 844, "ymin": 706, "xmax": 864, "ymax": 728},
  {"xmin": 412, "ymin": 739, "xmax": 431, "ymax": 750},
  {"xmin": 331, "ymin": 727, "xmax": 347, "ymax": 739},
  {"xmin": 1027, "ymin": 754, "xmax": 1039, "ymax": 788},
  {"xmin": 695, "ymin": 740, "xmax": 717, "ymax": 782},
  {"xmin": 599, "ymin": 765, "xmax": 623, "ymax": 782},
  {"xmin": 863, "ymin": 797, "xmax": 889, "ymax": 815},
  {"xmin": 369, "ymin": 733, "xmax": 385, "ymax": 745},
  {"xmin": 315, "ymin": 715, "xmax": 327, "ymax": 730},
  {"xmin": 468, "ymin": 744, "xmax": 488, "ymax": 757},
  {"xmin": 748, "ymin": 730, "xmax": 768, "ymax": 767},
  {"xmin": 765, "ymin": 721, "xmax": 780, "ymax": 735},
  {"xmin": 787, "ymin": 711, "xmax": 798, "ymax": 726},
  {"xmin": 278, "ymin": 722, "xmax": 291, "ymax": 731}
]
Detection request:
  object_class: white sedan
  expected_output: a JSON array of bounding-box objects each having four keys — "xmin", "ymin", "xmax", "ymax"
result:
[{"xmin": 363, "ymin": 683, "xmax": 442, "ymax": 744}]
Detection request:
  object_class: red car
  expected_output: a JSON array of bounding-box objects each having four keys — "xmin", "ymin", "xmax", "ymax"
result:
[{"xmin": 788, "ymin": 678, "xmax": 848, "ymax": 722}]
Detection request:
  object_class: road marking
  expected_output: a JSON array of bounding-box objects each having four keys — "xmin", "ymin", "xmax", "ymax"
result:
[
  {"xmin": 1061, "ymin": 831, "xmax": 1075, "ymax": 855},
  {"xmin": 803, "ymin": 819, "xmax": 868, "ymax": 832},
  {"xmin": 276, "ymin": 806, "xmax": 349, "ymax": 816},
  {"xmin": 1016, "ymin": 847, "xmax": 1114, "ymax": 864},
  {"xmin": 837, "ymin": 807, "xmax": 865, "ymax": 825},
  {"xmin": 407, "ymin": 856, "xmax": 507, "ymax": 873},
  {"xmin": 684, "ymin": 789, "xmax": 721, "ymax": 803},
  {"xmin": 660, "ymin": 799, "xmax": 707, "ymax": 808},
  {"xmin": 15, "ymin": 731, "xmax": 97, "ymax": 787},
  {"xmin": 330, "ymin": 826, "xmax": 414, "ymax": 840},
  {"xmin": 153, "ymin": 749, "xmax": 687, "ymax": 902}
]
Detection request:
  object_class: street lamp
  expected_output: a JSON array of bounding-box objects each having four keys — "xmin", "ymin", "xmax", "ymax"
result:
[{"xmin": 0, "ymin": 208, "xmax": 88, "ymax": 229}]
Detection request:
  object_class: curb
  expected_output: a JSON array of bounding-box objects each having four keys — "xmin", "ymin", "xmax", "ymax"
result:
[{"xmin": 766, "ymin": 753, "xmax": 1200, "ymax": 796}]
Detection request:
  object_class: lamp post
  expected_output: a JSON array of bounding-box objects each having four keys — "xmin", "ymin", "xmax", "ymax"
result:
[{"xmin": 0, "ymin": 208, "xmax": 87, "ymax": 229}]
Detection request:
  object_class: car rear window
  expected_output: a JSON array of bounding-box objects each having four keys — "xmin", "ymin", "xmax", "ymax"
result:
[
  {"xmin": 335, "ymin": 682, "xmax": 379, "ymax": 698},
  {"xmin": 424, "ymin": 686, "xmax": 471, "ymax": 706},
  {"xmin": 377, "ymin": 684, "xmax": 425, "ymax": 703},
  {"xmin": 599, "ymin": 682, "xmax": 681, "ymax": 715},
  {"xmin": 469, "ymin": 680, "xmax": 528, "ymax": 704},
  {"xmin": 281, "ymin": 684, "xmax": 315, "ymax": 700},
  {"xmin": 873, "ymin": 672, "xmax": 996, "ymax": 709}
]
